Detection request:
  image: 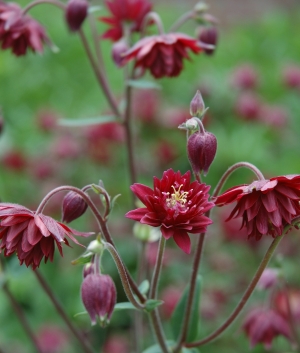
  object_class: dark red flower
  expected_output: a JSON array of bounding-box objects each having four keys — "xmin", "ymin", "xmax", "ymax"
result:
[
  {"xmin": 123, "ymin": 33, "xmax": 205, "ymax": 78},
  {"xmin": 214, "ymin": 175, "xmax": 300, "ymax": 240},
  {"xmin": 125, "ymin": 169, "xmax": 214, "ymax": 254},
  {"xmin": 0, "ymin": 203, "xmax": 92, "ymax": 269},
  {"xmin": 273, "ymin": 288, "xmax": 300, "ymax": 322},
  {"xmin": 100, "ymin": 0, "xmax": 152, "ymax": 42},
  {"xmin": 243, "ymin": 308, "xmax": 292, "ymax": 349},
  {"xmin": 0, "ymin": 1, "xmax": 49, "ymax": 56},
  {"xmin": 65, "ymin": 0, "xmax": 88, "ymax": 32}
]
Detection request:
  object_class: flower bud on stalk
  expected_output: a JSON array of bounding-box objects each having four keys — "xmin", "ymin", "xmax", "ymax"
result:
[
  {"xmin": 81, "ymin": 273, "xmax": 116, "ymax": 326},
  {"xmin": 62, "ymin": 191, "xmax": 88, "ymax": 223},
  {"xmin": 65, "ymin": 0, "xmax": 88, "ymax": 32},
  {"xmin": 187, "ymin": 130, "xmax": 217, "ymax": 176},
  {"xmin": 198, "ymin": 27, "xmax": 218, "ymax": 55},
  {"xmin": 112, "ymin": 39, "xmax": 128, "ymax": 67},
  {"xmin": 190, "ymin": 90, "xmax": 205, "ymax": 118}
]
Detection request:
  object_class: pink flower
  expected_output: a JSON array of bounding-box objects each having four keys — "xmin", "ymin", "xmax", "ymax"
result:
[
  {"xmin": 243, "ymin": 308, "xmax": 292, "ymax": 349},
  {"xmin": 100, "ymin": 0, "xmax": 152, "ymax": 42},
  {"xmin": 37, "ymin": 325, "xmax": 69, "ymax": 353},
  {"xmin": 123, "ymin": 33, "xmax": 205, "ymax": 78},
  {"xmin": 274, "ymin": 288, "xmax": 300, "ymax": 322},
  {"xmin": 0, "ymin": 1, "xmax": 49, "ymax": 56},
  {"xmin": 0, "ymin": 203, "xmax": 92, "ymax": 269},
  {"xmin": 231, "ymin": 64, "xmax": 259, "ymax": 90},
  {"xmin": 214, "ymin": 175, "xmax": 300, "ymax": 240},
  {"xmin": 126, "ymin": 169, "xmax": 214, "ymax": 254}
]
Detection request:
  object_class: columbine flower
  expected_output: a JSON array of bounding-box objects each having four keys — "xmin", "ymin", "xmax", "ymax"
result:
[
  {"xmin": 122, "ymin": 33, "xmax": 205, "ymax": 78},
  {"xmin": 0, "ymin": 203, "xmax": 92, "ymax": 269},
  {"xmin": 243, "ymin": 308, "xmax": 292, "ymax": 349},
  {"xmin": 126, "ymin": 169, "xmax": 214, "ymax": 254},
  {"xmin": 214, "ymin": 175, "xmax": 300, "ymax": 240},
  {"xmin": 100, "ymin": 0, "xmax": 152, "ymax": 42},
  {"xmin": 0, "ymin": 1, "xmax": 49, "ymax": 56}
]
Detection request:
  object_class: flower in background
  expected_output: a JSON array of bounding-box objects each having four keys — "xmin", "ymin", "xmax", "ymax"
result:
[
  {"xmin": 103, "ymin": 334, "xmax": 130, "ymax": 353},
  {"xmin": 100, "ymin": 0, "xmax": 152, "ymax": 42},
  {"xmin": 0, "ymin": 1, "xmax": 49, "ymax": 56},
  {"xmin": 259, "ymin": 104, "xmax": 288, "ymax": 129},
  {"xmin": 273, "ymin": 288, "xmax": 300, "ymax": 322},
  {"xmin": 126, "ymin": 169, "xmax": 214, "ymax": 254},
  {"xmin": 214, "ymin": 175, "xmax": 300, "ymax": 240},
  {"xmin": 282, "ymin": 64, "xmax": 300, "ymax": 90},
  {"xmin": 123, "ymin": 33, "xmax": 205, "ymax": 78},
  {"xmin": 160, "ymin": 286, "xmax": 182, "ymax": 318},
  {"xmin": 37, "ymin": 325, "xmax": 69, "ymax": 353},
  {"xmin": 0, "ymin": 203, "xmax": 92, "ymax": 269},
  {"xmin": 257, "ymin": 268, "xmax": 279, "ymax": 290},
  {"xmin": 1, "ymin": 150, "xmax": 27, "ymax": 172},
  {"xmin": 230, "ymin": 64, "xmax": 259, "ymax": 90},
  {"xmin": 242, "ymin": 308, "xmax": 292, "ymax": 349},
  {"xmin": 234, "ymin": 93, "xmax": 261, "ymax": 121}
]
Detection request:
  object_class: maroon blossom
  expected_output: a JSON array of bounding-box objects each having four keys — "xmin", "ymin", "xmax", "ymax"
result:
[
  {"xmin": 231, "ymin": 64, "xmax": 259, "ymax": 90},
  {"xmin": 274, "ymin": 288, "xmax": 300, "ymax": 322},
  {"xmin": 65, "ymin": 0, "xmax": 88, "ymax": 32},
  {"xmin": 122, "ymin": 33, "xmax": 206, "ymax": 78},
  {"xmin": 126, "ymin": 169, "xmax": 214, "ymax": 254},
  {"xmin": 243, "ymin": 308, "xmax": 292, "ymax": 349},
  {"xmin": 100, "ymin": 0, "xmax": 152, "ymax": 42},
  {"xmin": 214, "ymin": 175, "xmax": 300, "ymax": 240},
  {"xmin": 0, "ymin": 203, "xmax": 92, "ymax": 269},
  {"xmin": 0, "ymin": 1, "xmax": 49, "ymax": 56}
]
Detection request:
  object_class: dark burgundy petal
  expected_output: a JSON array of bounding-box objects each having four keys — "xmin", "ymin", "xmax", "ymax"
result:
[
  {"xmin": 125, "ymin": 208, "xmax": 148, "ymax": 221},
  {"xmin": 130, "ymin": 183, "xmax": 154, "ymax": 202},
  {"xmin": 261, "ymin": 192, "xmax": 277, "ymax": 212},
  {"xmin": 140, "ymin": 213, "xmax": 162, "ymax": 227},
  {"xmin": 26, "ymin": 218, "xmax": 43, "ymax": 245},
  {"xmin": 173, "ymin": 231, "xmax": 191, "ymax": 254},
  {"xmin": 161, "ymin": 225, "xmax": 174, "ymax": 239},
  {"xmin": 34, "ymin": 215, "xmax": 51, "ymax": 237},
  {"xmin": 275, "ymin": 184, "xmax": 300, "ymax": 199}
]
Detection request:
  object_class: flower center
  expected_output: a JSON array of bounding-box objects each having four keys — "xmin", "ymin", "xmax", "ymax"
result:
[{"xmin": 165, "ymin": 184, "xmax": 188, "ymax": 209}]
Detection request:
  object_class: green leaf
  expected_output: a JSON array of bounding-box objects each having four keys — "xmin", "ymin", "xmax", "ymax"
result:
[
  {"xmin": 138, "ymin": 280, "xmax": 150, "ymax": 295},
  {"xmin": 127, "ymin": 79, "xmax": 161, "ymax": 90},
  {"xmin": 58, "ymin": 115, "xmax": 118, "ymax": 127},
  {"xmin": 142, "ymin": 341, "xmax": 175, "ymax": 353},
  {"xmin": 74, "ymin": 311, "xmax": 88, "ymax": 317},
  {"xmin": 71, "ymin": 251, "xmax": 93, "ymax": 265},
  {"xmin": 144, "ymin": 299, "xmax": 164, "ymax": 312},
  {"xmin": 171, "ymin": 275, "xmax": 202, "ymax": 342},
  {"xmin": 114, "ymin": 302, "xmax": 138, "ymax": 311},
  {"xmin": 88, "ymin": 5, "xmax": 102, "ymax": 13},
  {"xmin": 110, "ymin": 194, "xmax": 121, "ymax": 212}
]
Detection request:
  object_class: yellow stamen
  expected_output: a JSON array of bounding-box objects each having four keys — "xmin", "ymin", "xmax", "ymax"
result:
[{"xmin": 166, "ymin": 184, "xmax": 188, "ymax": 208}]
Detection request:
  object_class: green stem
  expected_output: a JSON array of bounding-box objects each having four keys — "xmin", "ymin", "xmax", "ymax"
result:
[
  {"xmin": 33, "ymin": 269, "xmax": 95, "ymax": 353},
  {"xmin": 169, "ymin": 10, "xmax": 194, "ymax": 32},
  {"xmin": 22, "ymin": 0, "xmax": 65, "ymax": 13},
  {"xmin": 149, "ymin": 236, "xmax": 166, "ymax": 300},
  {"xmin": 185, "ymin": 235, "xmax": 283, "ymax": 348},
  {"xmin": 149, "ymin": 310, "xmax": 171, "ymax": 353}
]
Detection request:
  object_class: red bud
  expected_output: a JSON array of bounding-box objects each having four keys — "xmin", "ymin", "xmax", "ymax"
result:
[
  {"xmin": 62, "ymin": 191, "xmax": 88, "ymax": 223},
  {"xmin": 65, "ymin": 0, "xmax": 88, "ymax": 32},
  {"xmin": 199, "ymin": 27, "xmax": 218, "ymax": 55}
]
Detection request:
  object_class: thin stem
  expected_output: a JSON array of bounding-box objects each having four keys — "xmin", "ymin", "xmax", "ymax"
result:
[
  {"xmin": 88, "ymin": 15, "xmax": 105, "ymax": 68},
  {"xmin": 173, "ymin": 233, "xmax": 205, "ymax": 353},
  {"xmin": 141, "ymin": 11, "xmax": 165, "ymax": 36},
  {"xmin": 22, "ymin": 0, "xmax": 65, "ymax": 13},
  {"xmin": 149, "ymin": 310, "xmax": 171, "ymax": 353},
  {"xmin": 78, "ymin": 29, "xmax": 121, "ymax": 119},
  {"xmin": 185, "ymin": 235, "xmax": 283, "ymax": 348},
  {"xmin": 34, "ymin": 269, "xmax": 94, "ymax": 353},
  {"xmin": 104, "ymin": 242, "xmax": 146, "ymax": 310},
  {"xmin": 169, "ymin": 10, "xmax": 194, "ymax": 32},
  {"xmin": 2, "ymin": 283, "xmax": 42, "ymax": 353},
  {"xmin": 212, "ymin": 162, "xmax": 265, "ymax": 198},
  {"xmin": 149, "ymin": 236, "xmax": 166, "ymax": 300}
]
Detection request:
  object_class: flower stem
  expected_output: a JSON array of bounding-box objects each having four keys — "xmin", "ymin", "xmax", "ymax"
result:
[
  {"xmin": 22, "ymin": 0, "xmax": 65, "ymax": 14},
  {"xmin": 141, "ymin": 12, "xmax": 165, "ymax": 36},
  {"xmin": 33, "ymin": 269, "xmax": 95, "ymax": 353},
  {"xmin": 104, "ymin": 242, "xmax": 146, "ymax": 310},
  {"xmin": 2, "ymin": 282, "xmax": 42, "ymax": 353},
  {"xmin": 212, "ymin": 162, "xmax": 265, "ymax": 198},
  {"xmin": 149, "ymin": 236, "xmax": 166, "ymax": 300},
  {"xmin": 149, "ymin": 310, "xmax": 171, "ymax": 353},
  {"xmin": 185, "ymin": 235, "xmax": 283, "ymax": 348},
  {"xmin": 173, "ymin": 233, "xmax": 205, "ymax": 353},
  {"xmin": 169, "ymin": 11, "xmax": 194, "ymax": 32}
]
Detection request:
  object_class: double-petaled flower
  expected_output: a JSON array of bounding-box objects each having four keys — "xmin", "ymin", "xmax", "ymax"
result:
[
  {"xmin": 126, "ymin": 169, "xmax": 214, "ymax": 254},
  {"xmin": 214, "ymin": 175, "xmax": 300, "ymax": 240},
  {"xmin": 0, "ymin": 203, "xmax": 92, "ymax": 269}
]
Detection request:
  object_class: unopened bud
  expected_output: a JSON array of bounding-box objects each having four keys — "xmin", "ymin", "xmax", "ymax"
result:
[
  {"xmin": 86, "ymin": 239, "xmax": 104, "ymax": 254},
  {"xmin": 187, "ymin": 130, "xmax": 217, "ymax": 175},
  {"xmin": 62, "ymin": 191, "xmax": 88, "ymax": 223},
  {"xmin": 194, "ymin": 2, "xmax": 209, "ymax": 15},
  {"xmin": 83, "ymin": 263, "xmax": 95, "ymax": 278},
  {"xmin": 81, "ymin": 273, "xmax": 116, "ymax": 326},
  {"xmin": 190, "ymin": 90, "xmax": 205, "ymax": 118},
  {"xmin": 112, "ymin": 39, "xmax": 128, "ymax": 67},
  {"xmin": 257, "ymin": 268, "xmax": 279, "ymax": 290},
  {"xmin": 65, "ymin": 0, "xmax": 88, "ymax": 32},
  {"xmin": 198, "ymin": 27, "xmax": 218, "ymax": 55}
]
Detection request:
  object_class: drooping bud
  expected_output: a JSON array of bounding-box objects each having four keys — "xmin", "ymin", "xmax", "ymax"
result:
[
  {"xmin": 257, "ymin": 268, "xmax": 279, "ymax": 290},
  {"xmin": 81, "ymin": 273, "xmax": 116, "ymax": 326},
  {"xmin": 112, "ymin": 39, "xmax": 128, "ymax": 67},
  {"xmin": 65, "ymin": 0, "xmax": 88, "ymax": 32},
  {"xmin": 62, "ymin": 191, "xmax": 88, "ymax": 223},
  {"xmin": 83, "ymin": 263, "xmax": 95, "ymax": 278},
  {"xmin": 198, "ymin": 27, "xmax": 218, "ymax": 55},
  {"xmin": 187, "ymin": 130, "xmax": 217, "ymax": 175},
  {"xmin": 190, "ymin": 90, "xmax": 205, "ymax": 118}
]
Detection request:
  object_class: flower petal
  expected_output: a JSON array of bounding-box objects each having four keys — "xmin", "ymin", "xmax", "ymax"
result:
[{"xmin": 173, "ymin": 231, "xmax": 191, "ymax": 254}]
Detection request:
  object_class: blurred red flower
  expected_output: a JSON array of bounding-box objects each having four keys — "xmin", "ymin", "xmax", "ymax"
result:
[
  {"xmin": 214, "ymin": 175, "xmax": 300, "ymax": 240},
  {"xmin": 100, "ymin": 0, "xmax": 152, "ymax": 41},
  {"xmin": 273, "ymin": 288, "xmax": 300, "ymax": 322},
  {"xmin": 126, "ymin": 169, "xmax": 214, "ymax": 254},
  {"xmin": 123, "ymin": 33, "xmax": 204, "ymax": 78},
  {"xmin": 0, "ymin": 203, "xmax": 92, "ymax": 269},
  {"xmin": 243, "ymin": 308, "xmax": 292, "ymax": 349},
  {"xmin": 0, "ymin": 1, "xmax": 49, "ymax": 56}
]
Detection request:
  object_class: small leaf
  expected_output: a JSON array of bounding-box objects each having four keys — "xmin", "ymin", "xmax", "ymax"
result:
[
  {"xmin": 91, "ymin": 184, "xmax": 106, "ymax": 195},
  {"xmin": 114, "ymin": 302, "xmax": 138, "ymax": 311},
  {"xmin": 88, "ymin": 5, "xmax": 102, "ymax": 13},
  {"xmin": 171, "ymin": 275, "xmax": 202, "ymax": 342},
  {"xmin": 142, "ymin": 341, "xmax": 175, "ymax": 353},
  {"xmin": 59, "ymin": 115, "xmax": 118, "ymax": 127},
  {"xmin": 74, "ymin": 311, "xmax": 88, "ymax": 317},
  {"xmin": 127, "ymin": 80, "xmax": 161, "ymax": 90},
  {"xmin": 71, "ymin": 251, "xmax": 93, "ymax": 265},
  {"xmin": 110, "ymin": 194, "xmax": 121, "ymax": 212},
  {"xmin": 139, "ymin": 280, "xmax": 150, "ymax": 295},
  {"xmin": 145, "ymin": 299, "xmax": 164, "ymax": 312}
]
